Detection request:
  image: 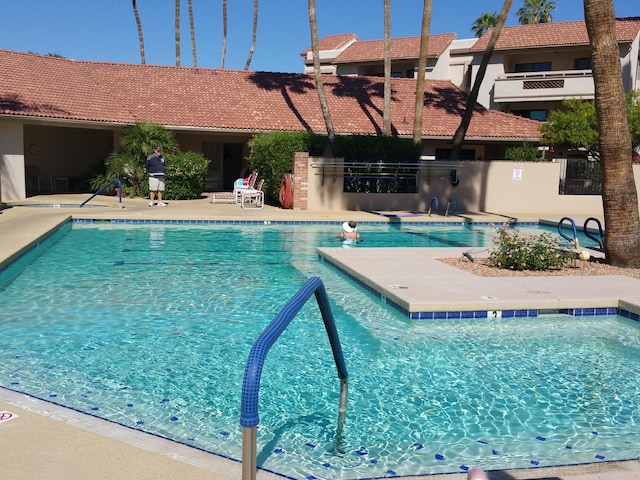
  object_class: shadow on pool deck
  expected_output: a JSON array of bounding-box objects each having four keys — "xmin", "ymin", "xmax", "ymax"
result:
[{"xmin": 1, "ymin": 195, "xmax": 639, "ymax": 480}]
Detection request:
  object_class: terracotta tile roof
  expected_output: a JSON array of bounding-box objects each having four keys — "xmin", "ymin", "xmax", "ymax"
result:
[
  {"xmin": 0, "ymin": 49, "xmax": 540, "ymax": 141},
  {"xmin": 333, "ymin": 33, "xmax": 457, "ymax": 63},
  {"xmin": 472, "ymin": 17, "xmax": 640, "ymax": 51},
  {"xmin": 300, "ymin": 33, "xmax": 359, "ymax": 56}
]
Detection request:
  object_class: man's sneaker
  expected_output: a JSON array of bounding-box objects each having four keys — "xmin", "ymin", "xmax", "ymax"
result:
[
  {"xmin": 158, "ymin": 202, "xmax": 167, "ymax": 207},
  {"xmin": 148, "ymin": 201, "xmax": 155, "ymax": 207}
]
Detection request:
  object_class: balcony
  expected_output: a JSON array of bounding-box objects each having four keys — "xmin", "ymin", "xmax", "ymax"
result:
[{"xmin": 494, "ymin": 70, "xmax": 594, "ymax": 104}]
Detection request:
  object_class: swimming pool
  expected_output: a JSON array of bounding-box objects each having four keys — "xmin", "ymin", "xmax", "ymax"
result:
[{"xmin": 1, "ymin": 221, "xmax": 636, "ymax": 479}]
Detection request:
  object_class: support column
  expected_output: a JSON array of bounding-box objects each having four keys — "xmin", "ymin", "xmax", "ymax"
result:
[{"xmin": 292, "ymin": 151, "xmax": 309, "ymax": 210}]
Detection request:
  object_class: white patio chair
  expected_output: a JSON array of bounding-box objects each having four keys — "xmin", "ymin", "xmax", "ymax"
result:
[
  {"xmin": 234, "ymin": 171, "xmax": 258, "ymax": 204},
  {"xmin": 241, "ymin": 179, "xmax": 265, "ymax": 209}
]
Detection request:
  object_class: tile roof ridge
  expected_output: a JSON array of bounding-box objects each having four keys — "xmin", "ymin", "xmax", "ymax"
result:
[
  {"xmin": 354, "ymin": 32, "xmax": 456, "ymax": 43},
  {"xmin": 1, "ymin": 49, "xmax": 292, "ymax": 75}
]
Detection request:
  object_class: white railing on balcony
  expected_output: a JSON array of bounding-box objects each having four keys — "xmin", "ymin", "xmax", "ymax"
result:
[{"xmin": 494, "ymin": 69, "xmax": 594, "ymax": 103}]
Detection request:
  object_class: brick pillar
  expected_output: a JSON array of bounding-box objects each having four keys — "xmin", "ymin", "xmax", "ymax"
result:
[{"xmin": 292, "ymin": 151, "xmax": 309, "ymax": 210}]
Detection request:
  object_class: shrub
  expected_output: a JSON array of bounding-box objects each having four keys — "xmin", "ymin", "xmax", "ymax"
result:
[
  {"xmin": 334, "ymin": 134, "xmax": 421, "ymax": 162},
  {"xmin": 164, "ymin": 152, "xmax": 210, "ymax": 200},
  {"xmin": 489, "ymin": 222, "xmax": 572, "ymax": 271},
  {"xmin": 505, "ymin": 141, "xmax": 540, "ymax": 162},
  {"xmin": 248, "ymin": 131, "xmax": 325, "ymax": 201}
]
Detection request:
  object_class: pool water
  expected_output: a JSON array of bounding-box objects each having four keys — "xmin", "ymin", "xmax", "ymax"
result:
[{"xmin": 0, "ymin": 222, "xmax": 635, "ymax": 479}]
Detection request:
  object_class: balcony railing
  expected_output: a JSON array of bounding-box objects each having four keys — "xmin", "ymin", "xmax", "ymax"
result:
[{"xmin": 494, "ymin": 69, "xmax": 594, "ymax": 103}]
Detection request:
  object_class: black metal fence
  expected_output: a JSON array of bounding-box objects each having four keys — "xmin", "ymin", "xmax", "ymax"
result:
[{"xmin": 559, "ymin": 157, "xmax": 602, "ymax": 195}]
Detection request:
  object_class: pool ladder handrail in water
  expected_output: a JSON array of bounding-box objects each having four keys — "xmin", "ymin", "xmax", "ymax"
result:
[
  {"xmin": 80, "ymin": 178, "xmax": 123, "ymax": 208},
  {"xmin": 428, "ymin": 196, "xmax": 457, "ymax": 217},
  {"xmin": 558, "ymin": 216, "xmax": 604, "ymax": 250},
  {"xmin": 240, "ymin": 277, "xmax": 349, "ymax": 480}
]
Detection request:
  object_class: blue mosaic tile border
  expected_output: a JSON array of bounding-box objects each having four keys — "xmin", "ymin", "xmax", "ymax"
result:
[
  {"xmin": 560, "ymin": 307, "xmax": 620, "ymax": 317},
  {"xmin": 409, "ymin": 309, "xmax": 544, "ymax": 320},
  {"xmin": 614, "ymin": 308, "xmax": 640, "ymax": 322},
  {"xmin": 72, "ymin": 218, "xmax": 537, "ymax": 227},
  {"xmin": 396, "ymin": 298, "xmax": 633, "ymax": 322},
  {"xmin": 72, "ymin": 218, "xmax": 474, "ymax": 226}
]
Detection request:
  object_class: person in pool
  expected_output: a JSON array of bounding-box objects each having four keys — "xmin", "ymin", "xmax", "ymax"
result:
[{"xmin": 340, "ymin": 220, "xmax": 361, "ymax": 240}]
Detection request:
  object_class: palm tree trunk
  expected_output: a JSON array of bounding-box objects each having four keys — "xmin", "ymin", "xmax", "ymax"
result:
[
  {"xmin": 132, "ymin": 0, "xmax": 145, "ymax": 64},
  {"xmin": 188, "ymin": 0, "xmax": 197, "ymax": 67},
  {"xmin": 413, "ymin": 0, "xmax": 432, "ymax": 144},
  {"xmin": 245, "ymin": 0, "xmax": 258, "ymax": 70},
  {"xmin": 308, "ymin": 0, "xmax": 336, "ymax": 155},
  {"xmin": 449, "ymin": 0, "xmax": 512, "ymax": 161},
  {"xmin": 382, "ymin": 0, "xmax": 392, "ymax": 136},
  {"xmin": 584, "ymin": 0, "xmax": 640, "ymax": 267},
  {"xmin": 221, "ymin": 0, "xmax": 227, "ymax": 68},
  {"xmin": 175, "ymin": 0, "xmax": 181, "ymax": 66}
]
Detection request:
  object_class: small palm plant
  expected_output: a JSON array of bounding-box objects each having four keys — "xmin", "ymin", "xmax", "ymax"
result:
[{"xmin": 90, "ymin": 122, "xmax": 178, "ymax": 196}]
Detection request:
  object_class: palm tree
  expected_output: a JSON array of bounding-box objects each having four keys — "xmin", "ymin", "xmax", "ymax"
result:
[
  {"xmin": 245, "ymin": 0, "xmax": 258, "ymax": 70},
  {"xmin": 90, "ymin": 123, "xmax": 178, "ymax": 197},
  {"xmin": 131, "ymin": 0, "xmax": 145, "ymax": 64},
  {"xmin": 413, "ymin": 0, "xmax": 432, "ymax": 144},
  {"xmin": 188, "ymin": 0, "xmax": 197, "ymax": 67},
  {"xmin": 584, "ymin": 0, "xmax": 640, "ymax": 267},
  {"xmin": 175, "ymin": 0, "xmax": 181, "ymax": 66},
  {"xmin": 472, "ymin": 12, "xmax": 499, "ymax": 37},
  {"xmin": 382, "ymin": 0, "xmax": 391, "ymax": 136},
  {"xmin": 449, "ymin": 0, "xmax": 513, "ymax": 161},
  {"xmin": 308, "ymin": 0, "xmax": 336, "ymax": 155},
  {"xmin": 221, "ymin": 0, "xmax": 227, "ymax": 68},
  {"xmin": 516, "ymin": 0, "xmax": 555, "ymax": 24}
]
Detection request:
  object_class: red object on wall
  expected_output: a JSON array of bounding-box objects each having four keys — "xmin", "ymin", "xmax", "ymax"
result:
[{"xmin": 279, "ymin": 173, "xmax": 293, "ymax": 209}]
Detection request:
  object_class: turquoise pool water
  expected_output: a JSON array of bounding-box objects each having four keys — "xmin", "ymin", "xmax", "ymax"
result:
[{"xmin": 0, "ymin": 221, "xmax": 635, "ymax": 479}]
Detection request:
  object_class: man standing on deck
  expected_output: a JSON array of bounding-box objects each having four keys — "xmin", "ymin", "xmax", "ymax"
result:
[{"xmin": 145, "ymin": 146, "xmax": 167, "ymax": 207}]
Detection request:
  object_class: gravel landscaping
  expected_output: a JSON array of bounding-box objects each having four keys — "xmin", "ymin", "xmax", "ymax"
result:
[{"xmin": 438, "ymin": 255, "xmax": 640, "ymax": 279}]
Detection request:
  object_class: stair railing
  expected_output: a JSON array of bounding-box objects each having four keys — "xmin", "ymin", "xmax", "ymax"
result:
[
  {"xmin": 81, "ymin": 178, "xmax": 123, "ymax": 208},
  {"xmin": 240, "ymin": 277, "xmax": 349, "ymax": 480}
]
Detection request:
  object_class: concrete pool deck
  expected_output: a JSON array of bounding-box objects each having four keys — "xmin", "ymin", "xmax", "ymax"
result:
[{"xmin": 1, "ymin": 194, "xmax": 640, "ymax": 480}]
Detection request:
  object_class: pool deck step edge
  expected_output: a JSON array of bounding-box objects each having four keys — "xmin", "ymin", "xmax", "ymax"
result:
[{"xmin": 317, "ymin": 247, "xmax": 640, "ymax": 317}]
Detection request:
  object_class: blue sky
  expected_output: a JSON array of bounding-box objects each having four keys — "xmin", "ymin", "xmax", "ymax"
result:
[{"xmin": 1, "ymin": 0, "xmax": 637, "ymax": 73}]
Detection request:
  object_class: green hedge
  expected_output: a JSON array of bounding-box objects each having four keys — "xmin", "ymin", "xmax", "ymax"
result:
[
  {"xmin": 335, "ymin": 135, "xmax": 421, "ymax": 162},
  {"xmin": 248, "ymin": 131, "xmax": 325, "ymax": 201},
  {"xmin": 162, "ymin": 151, "xmax": 210, "ymax": 200},
  {"xmin": 505, "ymin": 142, "xmax": 541, "ymax": 162}
]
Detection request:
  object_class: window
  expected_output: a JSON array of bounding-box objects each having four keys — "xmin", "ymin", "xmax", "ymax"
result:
[
  {"xmin": 574, "ymin": 58, "xmax": 591, "ymax": 70},
  {"xmin": 435, "ymin": 148, "xmax": 475, "ymax": 160},
  {"xmin": 511, "ymin": 109, "xmax": 548, "ymax": 121},
  {"xmin": 514, "ymin": 62, "xmax": 552, "ymax": 73}
]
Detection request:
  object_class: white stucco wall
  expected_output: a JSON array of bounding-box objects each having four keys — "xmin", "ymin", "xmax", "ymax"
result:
[
  {"xmin": 470, "ymin": 55, "xmax": 505, "ymax": 109},
  {"xmin": 0, "ymin": 120, "xmax": 25, "ymax": 202}
]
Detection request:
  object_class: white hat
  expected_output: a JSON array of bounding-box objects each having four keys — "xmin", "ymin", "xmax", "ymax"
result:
[{"xmin": 342, "ymin": 221, "xmax": 356, "ymax": 233}]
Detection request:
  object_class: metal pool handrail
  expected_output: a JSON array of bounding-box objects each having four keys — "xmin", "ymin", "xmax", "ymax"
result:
[
  {"xmin": 558, "ymin": 216, "xmax": 579, "ymax": 248},
  {"xmin": 81, "ymin": 178, "xmax": 123, "ymax": 207},
  {"xmin": 583, "ymin": 217, "xmax": 604, "ymax": 250},
  {"xmin": 240, "ymin": 276, "xmax": 349, "ymax": 480}
]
